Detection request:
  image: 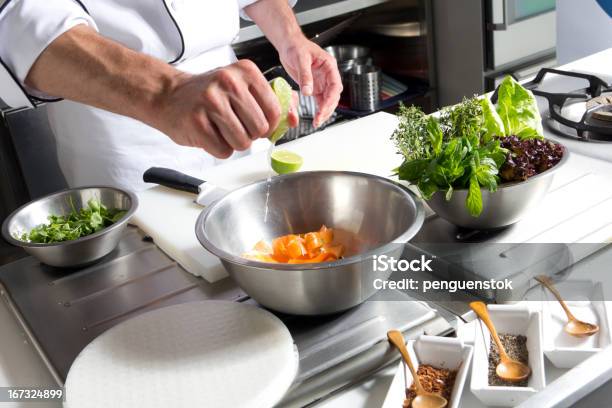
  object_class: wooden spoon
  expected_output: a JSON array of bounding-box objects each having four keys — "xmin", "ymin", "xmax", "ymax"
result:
[
  {"xmin": 387, "ymin": 330, "xmax": 448, "ymax": 408},
  {"xmin": 535, "ymin": 275, "xmax": 599, "ymax": 338},
  {"xmin": 469, "ymin": 302, "xmax": 531, "ymax": 383}
]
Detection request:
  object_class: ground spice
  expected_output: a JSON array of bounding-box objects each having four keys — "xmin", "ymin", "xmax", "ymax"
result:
[
  {"xmin": 488, "ymin": 333, "xmax": 529, "ymax": 387},
  {"xmin": 403, "ymin": 364, "xmax": 457, "ymax": 407}
]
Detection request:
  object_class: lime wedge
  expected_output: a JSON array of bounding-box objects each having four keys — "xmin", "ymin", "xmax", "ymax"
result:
[
  {"xmin": 269, "ymin": 77, "xmax": 293, "ymax": 143},
  {"xmin": 271, "ymin": 150, "xmax": 303, "ymax": 174}
]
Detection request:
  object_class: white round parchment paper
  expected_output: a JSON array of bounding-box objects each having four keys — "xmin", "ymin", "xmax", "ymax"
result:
[{"xmin": 64, "ymin": 301, "xmax": 298, "ymax": 408}]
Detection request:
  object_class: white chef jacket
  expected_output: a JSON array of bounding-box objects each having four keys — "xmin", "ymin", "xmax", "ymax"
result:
[{"xmin": 0, "ymin": 0, "xmax": 295, "ymax": 191}]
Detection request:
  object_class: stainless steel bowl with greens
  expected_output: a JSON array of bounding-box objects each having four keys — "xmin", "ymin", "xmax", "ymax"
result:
[
  {"xmin": 391, "ymin": 76, "xmax": 567, "ymax": 230},
  {"xmin": 2, "ymin": 186, "xmax": 138, "ymax": 267}
]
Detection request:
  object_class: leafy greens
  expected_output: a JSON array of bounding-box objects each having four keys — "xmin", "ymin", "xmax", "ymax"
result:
[
  {"xmin": 20, "ymin": 199, "xmax": 126, "ymax": 244},
  {"xmin": 392, "ymin": 75, "xmax": 543, "ymax": 217},
  {"xmin": 496, "ymin": 75, "xmax": 544, "ymax": 138}
]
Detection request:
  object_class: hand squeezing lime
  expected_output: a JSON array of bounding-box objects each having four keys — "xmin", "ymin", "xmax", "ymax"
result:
[
  {"xmin": 269, "ymin": 77, "xmax": 293, "ymax": 143},
  {"xmin": 268, "ymin": 77, "xmax": 302, "ymax": 175}
]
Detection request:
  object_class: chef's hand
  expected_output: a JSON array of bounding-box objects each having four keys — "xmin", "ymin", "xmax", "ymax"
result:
[
  {"xmin": 279, "ymin": 36, "xmax": 343, "ymax": 128},
  {"xmin": 154, "ymin": 59, "xmax": 299, "ymax": 159}
]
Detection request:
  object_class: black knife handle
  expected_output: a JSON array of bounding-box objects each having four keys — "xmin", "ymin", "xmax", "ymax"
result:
[{"xmin": 143, "ymin": 167, "xmax": 203, "ymax": 195}]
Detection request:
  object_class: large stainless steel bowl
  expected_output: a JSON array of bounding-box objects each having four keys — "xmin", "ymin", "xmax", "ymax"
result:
[
  {"xmin": 427, "ymin": 144, "xmax": 569, "ymax": 230},
  {"xmin": 196, "ymin": 171, "xmax": 425, "ymax": 315},
  {"xmin": 2, "ymin": 186, "xmax": 138, "ymax": 267}
]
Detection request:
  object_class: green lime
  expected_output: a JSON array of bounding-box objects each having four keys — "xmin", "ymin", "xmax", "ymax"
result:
[
  {"xmin": 271, "ymin": 150, "xmax": 303, "ymax": 174},
  {"xmin": 269, "ymin": 77, "xmax": 293, "ymax": 143}
]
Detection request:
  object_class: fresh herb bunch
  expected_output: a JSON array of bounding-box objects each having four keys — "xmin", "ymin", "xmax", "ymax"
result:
[
  {"xmin": 20, "ymin": 199, "xmax": 126, "ymax": 244},
  {"xmin": 392, "ymin": 76, "xmax": 544, "ymax": 217},
  {"xmin": 390, "ymin": 105, "xmax": 431, "ymax": 161}
]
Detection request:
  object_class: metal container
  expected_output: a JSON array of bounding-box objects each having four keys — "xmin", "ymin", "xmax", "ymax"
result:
[
  {"xmin": 348, "ymin": 64, "xmax": 382, "ymax": 112},
  {"xmin": 195, "ymin": 171, "xmax": 425, "ymax": 315},
  {"xmin": 427, "ymin": 146, "xmax": 569, "ymax": 230},
  {"xmin": 324, "ymin": 45, "xmax": 371, "ymax": 72},
  {"xmin": 324, "ymin": 45, "xmax": 373, "ymax": 93},
  {"xmin": 2, "ymin": 186, "xmax": 138, "ymax": 267}
]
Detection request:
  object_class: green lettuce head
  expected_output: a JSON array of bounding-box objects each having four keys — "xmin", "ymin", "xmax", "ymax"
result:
[{"xmin": 496, "ymin": 75, "xmax": 544, "ymax": 139}]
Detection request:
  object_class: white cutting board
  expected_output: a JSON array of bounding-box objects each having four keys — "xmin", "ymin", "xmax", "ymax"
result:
[
  {"xmin": 132, "ymin": 186, "xmax": 228, "ymax": 282},
  {"xmin": 132, "ymin": 113, "xmax": 403, "ymax": 282}
]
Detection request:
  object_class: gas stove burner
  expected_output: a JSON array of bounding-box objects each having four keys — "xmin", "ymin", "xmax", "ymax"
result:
[
  {"xmin": 493, "ymin": 68, "xmax": 612, "ymax": 142},
  {"xmin": 587, "ymin": 95, "xmax": 612, "ymax": 122}
]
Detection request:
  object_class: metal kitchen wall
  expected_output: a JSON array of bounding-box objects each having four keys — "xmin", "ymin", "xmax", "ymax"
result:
[{"xmin": 432, "ymin": 0, "xmax": 557, "ymax": 106}]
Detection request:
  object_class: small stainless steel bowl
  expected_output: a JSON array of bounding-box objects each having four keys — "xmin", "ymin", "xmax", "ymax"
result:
[
  {"xmin": 2, "ymin": 186, "xmax": 138, "ymax": 267},
  {"xmin": 324, "ymin": 45, "xmax": 373, "ymax": 77},
  {"xmin": 196, "ymin": 171, "xmax": 425, "ymax": 315},
  {"xmin": 427, "ymin": 142, "xmax": 569, "ymax": 230},
  {"xmin": 325, "ymin": 45, "xmax": 371, "ymax": 65}
]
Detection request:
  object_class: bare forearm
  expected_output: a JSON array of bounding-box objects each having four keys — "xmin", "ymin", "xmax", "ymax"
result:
[
  {"xmin": 244, "ymin": 0, "xmax": 304, "ymax": 53},
  {"xmin": 25, "ymin": 24, "xmax": 183, "ymax": 126}
]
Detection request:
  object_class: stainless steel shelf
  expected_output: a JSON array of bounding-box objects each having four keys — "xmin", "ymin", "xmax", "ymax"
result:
[{"xmin": 235, "ymin": 0, "xmax": 392, "ymax": 44}]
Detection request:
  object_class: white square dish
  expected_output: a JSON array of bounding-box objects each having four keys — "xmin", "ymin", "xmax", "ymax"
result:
[
  {"xmin": 470, "ymin": 304, "xmax": 546, "ymax": 407},
  {"xmin": 541, "ymin": 281, "xmax": 612, "ymax": 368},
  {"xmin": 381, "ymin": 335, "xmax": 473, "ymax": 408}
]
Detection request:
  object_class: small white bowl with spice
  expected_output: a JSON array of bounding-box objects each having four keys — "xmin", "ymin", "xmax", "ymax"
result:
[
  {"xmin": 470, "ymin": 304, "xmax": 546, "ymax": 407},
  {"xmin": 382, "ymin": 335, "xmax": 473, "ymax": 408},
  {"xmin": 541, "ymin": 281, "xmax": 612, "ymax": 368}
]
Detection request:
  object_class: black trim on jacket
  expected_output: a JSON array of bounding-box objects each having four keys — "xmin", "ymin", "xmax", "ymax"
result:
[
  {"xmin": 0, "ymin": 0, "xmax": 93, "ymax": 107},
  {"xmin": 161, "ymin": 0, "xmax": 186, "ymax": 64}
]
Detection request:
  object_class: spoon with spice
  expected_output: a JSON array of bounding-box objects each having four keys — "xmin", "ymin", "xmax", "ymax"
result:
[
  {"xmin": 387, "ymin": 330, "xmax": 448, "ymax": 408},
  {"xmin": 469, "ymin": 302, "xmax": 531, "ymax": 383},
  {"xmin": 535, "ymin": 275, "xmax": 599, "ymax": 338}
]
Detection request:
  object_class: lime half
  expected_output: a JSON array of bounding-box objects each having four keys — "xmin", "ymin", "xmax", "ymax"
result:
[
  {"xmin": 271, "ymin": 150, "xmax": 303, "ymax": 174},
  {"xmin": 269, "ymin": 77, "xmax": 293, "ymax": 143}
]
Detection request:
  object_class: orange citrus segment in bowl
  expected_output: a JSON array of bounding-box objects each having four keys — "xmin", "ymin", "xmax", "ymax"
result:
[{"xmin": 243, "ymin": 225, "xmax": 345, "ymax": 264}]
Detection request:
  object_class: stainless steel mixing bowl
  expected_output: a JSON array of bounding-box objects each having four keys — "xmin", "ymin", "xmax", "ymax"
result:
[
  {"xmin": 2, "ymin": 186, "xmax": 138, "ymax": 267},
  {"xmin": 427, "ymin": 144, "xmax": 569, "ymax": 230},
  {"xmin": 196, "ymin": 171, "xmax": 425, "ymax": 315}
]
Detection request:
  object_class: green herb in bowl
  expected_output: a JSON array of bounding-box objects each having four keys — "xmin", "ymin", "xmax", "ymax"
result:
[
  {"xmin": 20, "ymin": 199, "xmax": 126, "ymax": 244},
  {"xmin": 391, "ymin": 76, "xmax": 547, "ymax": 217}
]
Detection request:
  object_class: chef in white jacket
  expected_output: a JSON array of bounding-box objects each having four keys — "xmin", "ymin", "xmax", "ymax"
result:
[{"xmin": 0, "ymin": 0, "xmax": 342, "ymax": 191}]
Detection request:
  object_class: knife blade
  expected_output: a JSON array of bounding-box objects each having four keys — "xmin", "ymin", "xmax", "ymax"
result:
[{"xmin": 143, "ymin": 167, "xmax": 228, "ymax": 206}]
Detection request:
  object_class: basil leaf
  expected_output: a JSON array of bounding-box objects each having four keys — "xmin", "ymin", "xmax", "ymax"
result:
[
  {"xmin": 426, "ymin": 116, "xmax": 444, "ymax": 155},
  {"xmin": 398, "ymin": 159, "xmax": 430, "ymax": 182},
  {"xmin": 466, "ymin": 175, "xmax": 484, "ymax": 217},
  {"xmin": 417, "ymin": 179, "xmax": 439, "ymax": 200}
]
